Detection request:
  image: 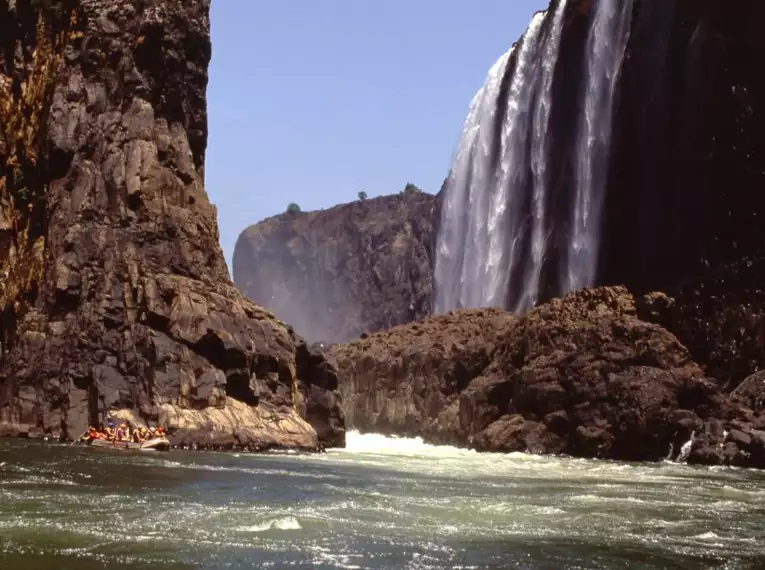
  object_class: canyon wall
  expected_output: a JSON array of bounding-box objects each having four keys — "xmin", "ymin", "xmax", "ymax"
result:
[
  {"xmin": 0, "ymin": 0, "xmax": 344, "ymax": 449},
  {"xmin": 601, "ymin": 0, "xmax": 765, "ymax": 388},
  {"xmin": 233, "ymin": 189, "xmax": 438, "ymax": 344}
]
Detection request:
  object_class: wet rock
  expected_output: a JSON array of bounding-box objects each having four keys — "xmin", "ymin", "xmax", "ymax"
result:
[
  {"xmin": 585, "ymin": 1, "xmax": 765, "ymax": 392},
  {"xmin": 333, "ymin": 286, "xmax": 731, "ymax": 462},
  {"xmin": 728, "ymin": 428, "xmax": 752, "ymax": 447},
  {"xmin": 730, "ymin": 370, "xmax": 765, "ymax": 413}
]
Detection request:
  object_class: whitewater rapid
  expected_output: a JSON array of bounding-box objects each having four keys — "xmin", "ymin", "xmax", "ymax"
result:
[{"xmin": 2, "ymin": 433, "xmax": 765, "ymax": 569}]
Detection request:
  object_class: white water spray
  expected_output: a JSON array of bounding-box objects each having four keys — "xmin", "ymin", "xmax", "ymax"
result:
[
  {"xmin": 566, "ymin": 0, "xmax": 634, "ymax": 290},
  {"xmin": 433, "ymin": 49, "xmax": 513, "ymax": 313},
  {"xmin": 676, "ymin": 431, "xmax": 696, "ymax": 463},
  {"xmin": 339, "ymin": 431, "xmax": 474, "ymax": 458},
  {"xmin": 434, "ymin": 2, "xmax": 570, "ymax": 313},
  {"xmin": 516, "ymin": 1, "xmax": 569, "ymax": 311}
]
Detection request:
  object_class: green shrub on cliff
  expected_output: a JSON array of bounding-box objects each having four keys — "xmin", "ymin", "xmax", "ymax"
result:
[
  {"xmin": 357, "ymin": 191, "xmax": 368, "ymax": 201},
  {"xmin": 286, "ymin": 202, "xmax": 301, "ymax": 214},
  {"xmin": 402, "ymin": 183, "xmax": 422, "ymax": 196}
]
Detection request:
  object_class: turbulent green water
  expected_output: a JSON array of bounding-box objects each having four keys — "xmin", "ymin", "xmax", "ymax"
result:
[{"xmin": 1, "ymin": 433, "xmax": 765, "ymax": 569}]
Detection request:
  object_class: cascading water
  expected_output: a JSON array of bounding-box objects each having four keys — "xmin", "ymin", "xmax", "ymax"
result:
[
  {"xmin": 516, "ymin": 0, "xmax": 568, "ymax": 310},
  {"xmin": 433, "ymin": 49, "xmax": 514, "ymax": 314},
  {"xmin": 567, "ymin": 0, "xmax": 635, "ymax": 290},
  {"xmin": 434, "ymin": 0, "xmax": 636, "ymax": 314},
  {"xmin": 478, "ymin": 11, "xmax": 545, "ymax": 311},
  {"xmin": 434, "ymin": 2, "xmax": 568, "ymax": 314}
]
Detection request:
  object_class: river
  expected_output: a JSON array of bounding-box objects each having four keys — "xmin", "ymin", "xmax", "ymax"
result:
[{"xmin": 1, "ymin": 432, "xmax": 764, "ymax": 569}]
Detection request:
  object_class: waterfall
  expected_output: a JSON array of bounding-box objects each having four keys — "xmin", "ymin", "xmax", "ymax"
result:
[
  {"xmin": 566, "ymin": 0, "xmax": 634, "ymax": 290},
  {"xmin": 480, "ymin": 11, "xmax": 545, "ymax": 311},
  {"xmin": 433, "ymin": 50, "xmax": 514, "ymax": 314},
  {"xmin": 675, "ymin": 431, "xmax": 696, "ymax": 463},
  {"xmin": 434, "ymin": 0, "xmax": 638, "ymax": 314},
  {"xmin": 433, "ymin": 1, "xmax": 569, "ymax": 314},
  {"xmin": 516, "ymin": 1, "xmax": 568, "ymax": 311}
]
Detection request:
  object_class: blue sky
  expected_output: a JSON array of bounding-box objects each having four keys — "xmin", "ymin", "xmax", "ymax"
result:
[{"xmin": 206, "ymin": 0, "xmax": 548, "ymax": 267}]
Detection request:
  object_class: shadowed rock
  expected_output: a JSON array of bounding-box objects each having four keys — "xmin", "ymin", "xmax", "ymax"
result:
[
  {"xmin": 332, "ymin": 286, "xmax": 765, "ymax": 466},
  {"xmin": 0, "ymin": 0, "xmax": 344, "ymax": 449}
]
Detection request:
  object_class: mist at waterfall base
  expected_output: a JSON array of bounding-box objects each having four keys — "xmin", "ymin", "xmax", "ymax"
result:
[
  {"xmin": 3, "ymin": 434, "xmax": 765, "ymax": 569},
  {"xmin": 434, "ymin": 0, "xmax": 634, "ymax": 314}
]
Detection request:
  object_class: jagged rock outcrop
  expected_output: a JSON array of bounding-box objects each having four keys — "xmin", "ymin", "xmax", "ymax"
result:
[
  {"xmin": 233, "ymin": 189, "xmax": 438, "ymax": 343},
  {"xmin": 333, "ymin": 286, "xmax": 765, "ymax": 467},
  {"xmin": 0, "ymin": 0, "xmax": 344, "ymax": 449}
]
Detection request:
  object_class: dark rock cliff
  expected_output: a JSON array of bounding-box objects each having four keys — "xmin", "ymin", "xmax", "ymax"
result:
[
  {"xmin": 480, "ymin": 0, "xmax": 765, "ymax": 390},
  {"xmin": 332, "ymin": 287, "xmax": 765, "ymax": 467},
  {"xmin": 600, "ymin": 0, "xmax": 765, "ymax": 389},
  {"xmin": 233, "ymin": 189, "xmax": 439, "ymax": 344},
  {"xmin": 0, "ymin": 0, "xmax": 344, "ymax": 449}
]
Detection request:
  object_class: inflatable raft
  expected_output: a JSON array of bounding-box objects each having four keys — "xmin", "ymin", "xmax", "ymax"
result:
[{"xmin": 87, "ymin": 436, "xmax": 171, "ymax": 452}]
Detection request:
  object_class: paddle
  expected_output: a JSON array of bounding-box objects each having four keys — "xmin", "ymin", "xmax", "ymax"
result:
[{"xmin": 70, "ymin": 430, "xmax": 89, "ymax": 445}]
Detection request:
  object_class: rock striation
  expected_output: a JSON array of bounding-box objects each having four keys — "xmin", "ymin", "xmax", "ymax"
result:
[
  {"xmin": 332, "ymin": 286, "xmax": 765, "ymax": 467},
  {"xmin": 233, "ymin": 189, "xmax": 438, "ymax": 344},
  {"xmin": 0, "ymin": 0, "xmax": 344, "ymax": 449}
]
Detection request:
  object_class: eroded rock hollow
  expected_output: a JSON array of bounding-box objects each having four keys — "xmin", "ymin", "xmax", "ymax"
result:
[{"xmin": 0, "ymin": 0, "xmax": 344, "ymax": 450}]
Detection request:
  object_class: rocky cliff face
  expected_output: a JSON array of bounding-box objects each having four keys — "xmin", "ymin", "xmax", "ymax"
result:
[
  {"xmin": 233, "ymin": 189, "xmax": 438, "ymax": 344},
  {"xmin": 0, "ymin": 0, "xmax": 344, "ymax": 449},
  {"xmin": 332, "ymin": 287, "xmax": 765, "ymax": 467},
  {"xmin": 600, "ymin": 0, "xmax": 765, "ymax": 389},
  {"xmin": 431, "ymin": 0, "xmax": 765, "ymax": 392}
]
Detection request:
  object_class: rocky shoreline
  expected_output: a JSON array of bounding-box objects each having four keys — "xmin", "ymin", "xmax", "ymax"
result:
[{"xmin": 332, "ymin": 286, "xmax": 765, "ymax": 468}]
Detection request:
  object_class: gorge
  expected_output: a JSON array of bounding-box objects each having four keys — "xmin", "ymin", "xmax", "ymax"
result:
[
  {"xmin": 4, "ymin": 1, "xmax": 765, "ymax": 567},
  {"xmin": 235, "ymin": 0, "xmax": 765, "ymax": 466},
  {"xmin": 2, "ymin": 0, "xmax": 765, "ymax": 470}
]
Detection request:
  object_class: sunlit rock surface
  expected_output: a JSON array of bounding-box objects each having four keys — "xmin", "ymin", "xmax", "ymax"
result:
[{"xmin": 0, "ymin": 0, "xmax": 344, "ymax": 449}]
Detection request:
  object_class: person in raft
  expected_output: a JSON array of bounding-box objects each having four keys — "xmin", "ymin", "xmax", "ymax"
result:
[{"xmin": 83, "ymin": 423, "xmax": 166, "ymax": 442}]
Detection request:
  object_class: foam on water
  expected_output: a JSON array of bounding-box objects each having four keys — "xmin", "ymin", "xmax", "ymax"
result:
[
  {"xmin": 2, "ymin": 437, "xmax": 765, "ymax": 569},
  {"xmin": 236, "ymin": 516, "xmax": 302, "ymax": 533},
  {"xmin": 339, "ymin": 430, "xmax": 475, "ymax": 458}
]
